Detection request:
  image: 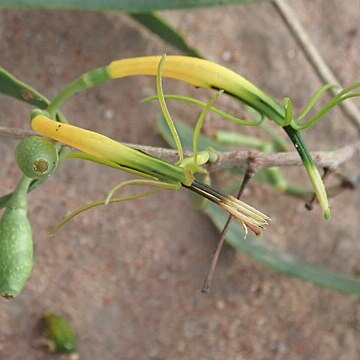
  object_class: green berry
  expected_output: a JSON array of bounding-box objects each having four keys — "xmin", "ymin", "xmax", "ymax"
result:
[{"xmin": 16, "ymin": 136, "xmax": 58, "ymax": 178}]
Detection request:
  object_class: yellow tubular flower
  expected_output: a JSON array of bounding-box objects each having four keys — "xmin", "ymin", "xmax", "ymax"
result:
[
  {"xmin": 31, "ymin": 112, "xmax": 269, "ymax": 235},
  {"xmin": 31, "ymin": 113, "xmax": 188, "ymax": 185},
  {"xmin": 45, "ymin": 55, "xmax": 329, "ymax": 218},
  {"xmin": 107, "ymin": 56, "xmax": 284, "ymax": 122},
  {"xmin": 107, "ymin": 56, "xmax": 329, "ymax": 218}
]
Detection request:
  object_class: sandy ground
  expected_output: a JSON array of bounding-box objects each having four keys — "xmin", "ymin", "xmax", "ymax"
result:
[{"xmin": 0, "ymin": 1, "xmax": 359, "ymax": 359}]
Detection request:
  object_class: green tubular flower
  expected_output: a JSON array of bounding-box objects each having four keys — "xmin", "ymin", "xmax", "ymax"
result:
[
  {"xmin": 31, "ymin": 112, "xmax": 188, "ymax": 185},
  {"xmin": 107, "ymin": 56, "xmax": 329, "ymax": 218},
  {"xmin": 31, "ymin": 113, "xmax": 269, "ymax": 235},
  {"xmin": 107, "ymin": 56, "xmax": 285, "ymax": 122},
  {"xmin": 46, "ymin": 55, "xmax": 330, "ymax": 218}
]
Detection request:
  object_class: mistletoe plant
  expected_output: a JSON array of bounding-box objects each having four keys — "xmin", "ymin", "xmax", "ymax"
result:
[{"xmin": 0, "ymin": 55, "xmax": 359, "ymax": 298}]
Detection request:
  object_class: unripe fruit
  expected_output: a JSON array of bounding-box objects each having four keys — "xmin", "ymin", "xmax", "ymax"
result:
[
  {"xmin": 0, "ymin": 176, "xmax": 33, "ymax": 299},
  {"xmin": 16, "ymin": 136, "xmax": 58, "ymax": 178},
  {"xmin": 0, "ymin": 207, "xmax": 32, "ymax": 299}
]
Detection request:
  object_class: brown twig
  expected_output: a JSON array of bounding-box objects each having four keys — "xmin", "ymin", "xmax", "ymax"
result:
[
  {"xmin": 1, "ymin": 125, "xmax": 359, "ymax": 172},
  {"xmin": 0, "ymin": 126, "xmax": 36, "ymax": 138},
  {"xmin": 202, "ymin": 151, "xmax": 257, "ymax": 293},
  {"xmin": 206, "ymin": 141, "xmax": 360, "ymax": 172}
]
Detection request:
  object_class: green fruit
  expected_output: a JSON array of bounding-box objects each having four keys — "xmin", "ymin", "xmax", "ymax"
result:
[
  {"xmin": 43, "ymin": 312, "xmax": 77, "ymax": 354},
  {"xmin": 0, "ymin": 208, "xmax": 33, "ymax": 299},
  {"xmin": 16, "ymin": 136, "xmax": 58, "ymax": 179},
  {"xmin": 0, "ymin": 176, "xmax": 33, "ymax": 299}
]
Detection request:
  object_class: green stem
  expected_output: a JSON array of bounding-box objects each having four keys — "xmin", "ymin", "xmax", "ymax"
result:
[
  {"xmin": 142, "ymin": 94, "xmax": 263, "ymax": 126},
  {"xmin": 6, "ymin": 176, "xmax": 32, "ymax": 209},
  {"xmin": 285, "ymin": 184, "xmax": 313, "ymax": 198},
  {"xmin": 47, "ymin": 67, "xmax": 110, "ymax": 115},
  {"xmin": 193, "ymin": 91, "xmax": 222, "ymax": 164},
  {"xmin": 156, "ymin": 55, "xmax": 183, "ymax": 164},
  {"xmin": 0, "ymin": 146, "xmax": 70, "ymax": 210},
  {"xmin": 215, "ymin": 130, "xmax": 271, "ymax": 149}
]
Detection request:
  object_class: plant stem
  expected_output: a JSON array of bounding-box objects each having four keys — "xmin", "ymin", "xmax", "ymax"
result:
[
  {"xmin": 47, "ymin": 67, "xmax": 110, "ymax": 115},
  {"xmin": 6, "ymin": 176, "xmax": 32, "ymax": 209}
]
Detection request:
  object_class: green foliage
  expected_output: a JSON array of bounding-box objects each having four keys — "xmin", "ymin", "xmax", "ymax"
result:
[
  {"xmin": 205, "ymin": 204, "xmax": 360, "ymax": 295},
  {"xmin": 130, "ymin": 13, "xmax": 202, "ymax": 57},
  {"xmin": 0, "ymin": 67, "xmax": 49, "ymax": 108},
  {"xmin": 0, "ymin": 5, "xmax": 358, "ymax": 296},
  {"xmin": 0, "ymin": 0, "xmax": 264, "ymax": 57},
  {"xmin": 0, "ymin": 0, "xmax": 266, "ymax": 12},
  {"xmin": 158, "ymin": 115, "xmax": 360, "ymax": 295}
]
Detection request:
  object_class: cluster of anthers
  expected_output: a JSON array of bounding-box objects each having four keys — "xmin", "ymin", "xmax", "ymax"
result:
[{"xmin": 185, "ymin": 180, "xmax": 270, "ymax": 236}]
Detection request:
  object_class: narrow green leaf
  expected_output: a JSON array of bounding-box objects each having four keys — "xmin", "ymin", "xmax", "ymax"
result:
[
  {"xmin": 0, "ymin": 68, "xmax": 49, "ymax": 108},
  {"xmin": 204, "ymin": 203, "xmax": 360, "ymax": 295},
  {"xmin": 0, "ymin": 0, "xmax": 267, "ymax": 12},
  {"xmin": 130, "ymin": 13, "xmax": 202, "ymax": 57}
]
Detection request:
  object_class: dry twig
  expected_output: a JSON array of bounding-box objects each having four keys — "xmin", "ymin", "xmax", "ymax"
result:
[{"xmin": 1, "ymin": 125, "xmax": 359, "ymax": 173}]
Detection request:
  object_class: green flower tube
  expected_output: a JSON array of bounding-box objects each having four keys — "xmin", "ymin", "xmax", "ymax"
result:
[
  {"xmin": 31, "ymin": 112, "xmax": 189, "ymax": 186},
  {"xmin": 47, "ymin": 56, "xmax": 330, "ymax": 218},
  {"xmin": 107, "ymin": 56, "xmax": 329, "ymax": 218},
  {"xmin": 31, "ymin": 113, "xmax": 270, "ymax": 235}
]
